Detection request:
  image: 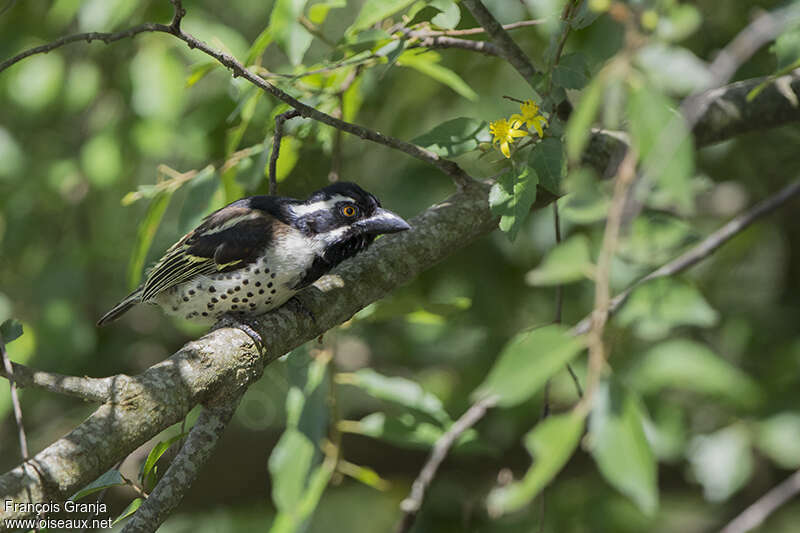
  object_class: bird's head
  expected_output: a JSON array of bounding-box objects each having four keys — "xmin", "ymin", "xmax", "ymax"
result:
[{"xmin": 290, "ymin": 182, "xmax": 411, "ymax": 263}]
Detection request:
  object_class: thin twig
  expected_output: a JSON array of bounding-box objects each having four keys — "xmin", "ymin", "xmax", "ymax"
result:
[
  {"xmin": 545, "ymin": 0, "xmax": 584, "ymax": 98},
  {"xmin": 268, "ymin": 110, "xmax": 301, "ymax": 195},
  {"xmin": 0, "ymin": 1, "xmax": 472, "ymax": 188},
  {"xmin": 719, "ymin": 469, "xmax": 800, "ymax": 533},
  {"xmin": 580, "ymin": 148, "xmax": 638, "ymax": 407},
  {"xmin": 0, "ymin": 24, "xmax": 168, "ymax": 73},
  {"xmin": 329, "ymin": 67, "xmax": 362, "ymax": 182},
  {"xmin": 0, "ymin": 332, "xmax": 29, "ymax": 461},
  {"xmin": 461, "ymin": 0, "xmax": 539, "ymax": 90},
  {"xmin": 423, "ymin": 19, "xmax": 544, "ymax": 37},
  {"xmin": 407, "ymin": 34, "xmax": 503, "ymax": 57},
  {"xmin": 395, "ymin": 395, "xmax": 498, "ymax": 533},
  {"xmin": 572, "ymin": 177, "xmax": 800, "ymax": 336}
]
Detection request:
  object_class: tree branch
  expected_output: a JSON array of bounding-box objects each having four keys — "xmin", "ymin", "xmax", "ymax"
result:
[
  {"xmin": 0, "ymin": 180, "xmax": 499, "ymax": 526},
  {"xmin": 690, "ymin": 72, "xmax": 800, "ymax": 147},
  {"xmin": 423, "ymin": 19, "xmax": 544, "ymax": 37},
  {"xmin": 585, "ymin": 72, "xmax": 800, "ymax": 176},
  {"xmin": 0, "ymin": 360, "xmax": 113, "ymax": 403},
  {"xmin": 572, "ymin": 177, "xmax": 800, "ymax": 336},
  {"xmin": 461, "ymin": 0, "xmax": 539, "ymax": 90},
  {"xmin": 121, "ymin": 393, "xmax": 243, "ymax": 532},
  {"xmin": 407, "ymin": 33, "xmax": 503, "ymax": 57},
  {"xmin": 0, "ymin": 333, "xmax": 30, "ymax": 463},
  {"xmin": 0, "ymin": 2, "xmax": 471, "ymax": 188},
  {"xmin": 395, "ymin": 395, "xmax": 498, "ymax": 533},
  {"xmin": 0, "ymin": 23, "xmax": 169, "ymax": 73},
  {"xmin": 719, "ymin": 469, "xmax": 800, "ymax": 533},
  {"xmin": 387, "ymin": 177, "xmax": 800, "ymax": 533}
]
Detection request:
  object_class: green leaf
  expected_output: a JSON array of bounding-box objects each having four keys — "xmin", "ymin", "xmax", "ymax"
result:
[
  {"xmin": 411, "ymin": 117, "xmax": 489, "ymax": 157},
  {"xmin": 589, "ymin": 380, "xmax": 658, "ymax": 516},
  {"xmin": 756, "ymin": 413, "xmax": 800, "ymax": 469},
  {"xmin": 245, "ymin": 26, "xmax": 273, "ymax": 65},
  {"xmin": 565, "ymin": 73, "xmax": 605, "ymax": 162},
  {"xmin": 656, "ymin": 4, "xmax": 701, "ymax": 42},
  {"xmin": 627, "ymin": 84, "xmax": 694, "ymax": 213},
  {"xmin": 474, "ymin": 325, "xmax": 586, "ymax": 407},
  {"xmin": 0, "ymin": 319, "xmax": 23, "ymax": 344},
  {"xmin": 525, "ymin": 234, "xmax": 593, "ymax": 286},
  {"xmin": 269, "ymin": 428, "xmax": 317, "ymax": 511},
  {"xmin": 70, "ymin": 469, "xmax": 125, "ymax": 501},
  {"xmin": 430, "ymin": 0, "xmax": 460, "ymax": 29},
  {"xmin": 627, "ymin": 339, "xmax": 762, "ymax": 408},
  {"xmin": 616, "ymin": 278, "xmax": 718, "ymax": 340},
  {"xmin": 269, "ymin": 348, "xmax": 330, "ymax": 518},
  {"xmin": 487, "ymin": 412, "xmax": 584, "ymax": 516},
  {"xmin": 636, "ymin": 44, "xmax": 712, "ymax": 95},
  {"xmin": 618, "ymin": 213, "xmax": 695, "ymax": 266},
  {"xmin": 489, "ymin": 166, "xmax": 538, "ymax": 242},
  {"xmin": 111, "ymin": 497, "xmax": 144, "ymax": 526},
  {"xmin": 772, "ymin": 28, "xmax": 800, "ymax": 70},
  {"xmin": 376, "ymin": 39, "xmax": 406, "ymax": 76},
  {"xmin": 178, "ymin": 166, "xmax": 218, "ymax": 233},
  {"xmin": 270, "ymin": 0, "xmax": 313, "ymax": 66},
  {"xmin": 127, "ymin": 191, "xmax": 173, "ymax": 290},
  {"xmin": 341, "ymin": 412, "xmax": 477, "ymax": 450},
  {"xmin": 559, "ymin": 167, "xmax": 609, "ymax": 224},
  {"xmin": 688, "ymin": 424, "xmax": 752, "ymax": 502},
  {"xmin": 141, "ymin": 433, "xmax": 187, "ymax": 490},
  {"xmin": 185, "ymin": 62, "xmax": 219, "ymax": 88},
  {"xmin": 347, "ymin": 0, "xmax": 417, "ymax": 35},
  {"xmin": 308, "ymin": 0, "xmax": 346, "ymax": 25},
  {"xmin": 552, "ymin": 53, "xmax": 589, "ymax": 89},
  {"xmin": 570, "ymin": 0, "xmax": 602, "ymax": 29},
  {"xmin": 528, "ymin": 137, "xmax": 565, "ymax": 194},
  {"xmin": 397, "ymin": 51, "xmax": 478, "ymax": 100},
  {"xmin": 340, "ymin": 369, "xmax": 450, "ymax": 425}
]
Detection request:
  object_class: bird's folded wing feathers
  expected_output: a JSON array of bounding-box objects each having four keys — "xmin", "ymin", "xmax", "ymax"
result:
[{"xmin": 140, "ymin": 208, "xmax": 275, "ymax": 301}]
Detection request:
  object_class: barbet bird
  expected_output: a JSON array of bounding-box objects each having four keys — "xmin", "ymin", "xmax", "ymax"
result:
[{"xmin": 97, "ymin": 182, "xmax": 410, "ymax": 327}]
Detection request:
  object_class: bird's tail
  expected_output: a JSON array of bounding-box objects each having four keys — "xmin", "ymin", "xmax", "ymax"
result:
[{"xmin": 97, "ymin": 288, "xmax": 144, "ymax": 327}]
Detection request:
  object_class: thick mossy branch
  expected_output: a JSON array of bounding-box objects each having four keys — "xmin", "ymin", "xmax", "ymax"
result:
[
  {"xmin": 690, "ymin": 72, "xmax": 800, "ymax": 146},
  {"xmin": 0, "ymin": 181, "xmax": 498, "ymax": 525}
]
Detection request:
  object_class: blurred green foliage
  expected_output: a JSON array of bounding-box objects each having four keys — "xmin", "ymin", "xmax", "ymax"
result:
[{"xmin": 2, "ymin": 0, "xmax": 800, "ymax": 532}]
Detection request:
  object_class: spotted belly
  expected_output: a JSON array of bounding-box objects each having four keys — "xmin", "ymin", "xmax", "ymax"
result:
[{"xmin": 153, "ymin": 257, "xmax": 299, "ymax": 325}]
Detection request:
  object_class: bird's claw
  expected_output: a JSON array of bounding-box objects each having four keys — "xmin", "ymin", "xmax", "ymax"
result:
[{"xmin": 214, "ymin": 314, "xmax": 265, "ymax": 354}]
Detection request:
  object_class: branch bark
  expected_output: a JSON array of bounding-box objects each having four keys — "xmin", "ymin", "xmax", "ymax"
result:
[
  {"xmin": 0, "ymin": 360, "xmax": 112, "ymax": 403},
  {"xmin": 121, "ymin": 394, "xmax": 244, "ymax": 533},
  {"xmin": 719, "ymin": 469, "xmax": 800, "ymax": 533},
  {"xmin": 0, "ymin": 180, "xmax": 499, "ymax": 526}
]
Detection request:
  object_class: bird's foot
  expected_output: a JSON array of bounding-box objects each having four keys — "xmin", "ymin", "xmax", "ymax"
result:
[
  {"xmin": 214, "ymin": 314, "xmax": 264, "ymax": 354},
  {"xmin": 287, "ymin": 295, "xmax": 320, "ymax": 331}
]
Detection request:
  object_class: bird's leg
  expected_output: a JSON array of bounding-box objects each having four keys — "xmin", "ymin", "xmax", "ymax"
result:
[{"xmin": 214, "ymin": 314, "xmax": 264, "ymax": 354}]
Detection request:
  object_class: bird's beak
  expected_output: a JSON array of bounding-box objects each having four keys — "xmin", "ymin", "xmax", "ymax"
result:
[{"xmin": 355, "ymin": 208, "xmax": 411, "ymax": 235}]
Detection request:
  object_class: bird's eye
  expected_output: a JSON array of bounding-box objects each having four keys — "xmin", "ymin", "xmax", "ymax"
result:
[{"xmin": 341, "ymin": 205, "xmax": 358, "ymax": 217}]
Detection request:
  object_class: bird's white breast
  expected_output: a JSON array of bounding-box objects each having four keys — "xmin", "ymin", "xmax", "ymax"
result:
[{"xmin": 154, "ymin": 226, "xmax": 322, "ymax": 324}]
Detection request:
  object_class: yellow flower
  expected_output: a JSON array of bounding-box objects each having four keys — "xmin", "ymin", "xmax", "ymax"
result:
[
  {"xmin": 489, "ymin": 118, "xmax": 528, "ymax": 158},
  {"xmin": 511, "ymin": 99, "xmax": 549, "ymax": 138}
]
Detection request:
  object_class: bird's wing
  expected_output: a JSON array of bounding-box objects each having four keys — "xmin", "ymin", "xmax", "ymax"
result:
[{"xmin": 140, "ymin": 206, "xmax": 275, "ymax": 302}]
